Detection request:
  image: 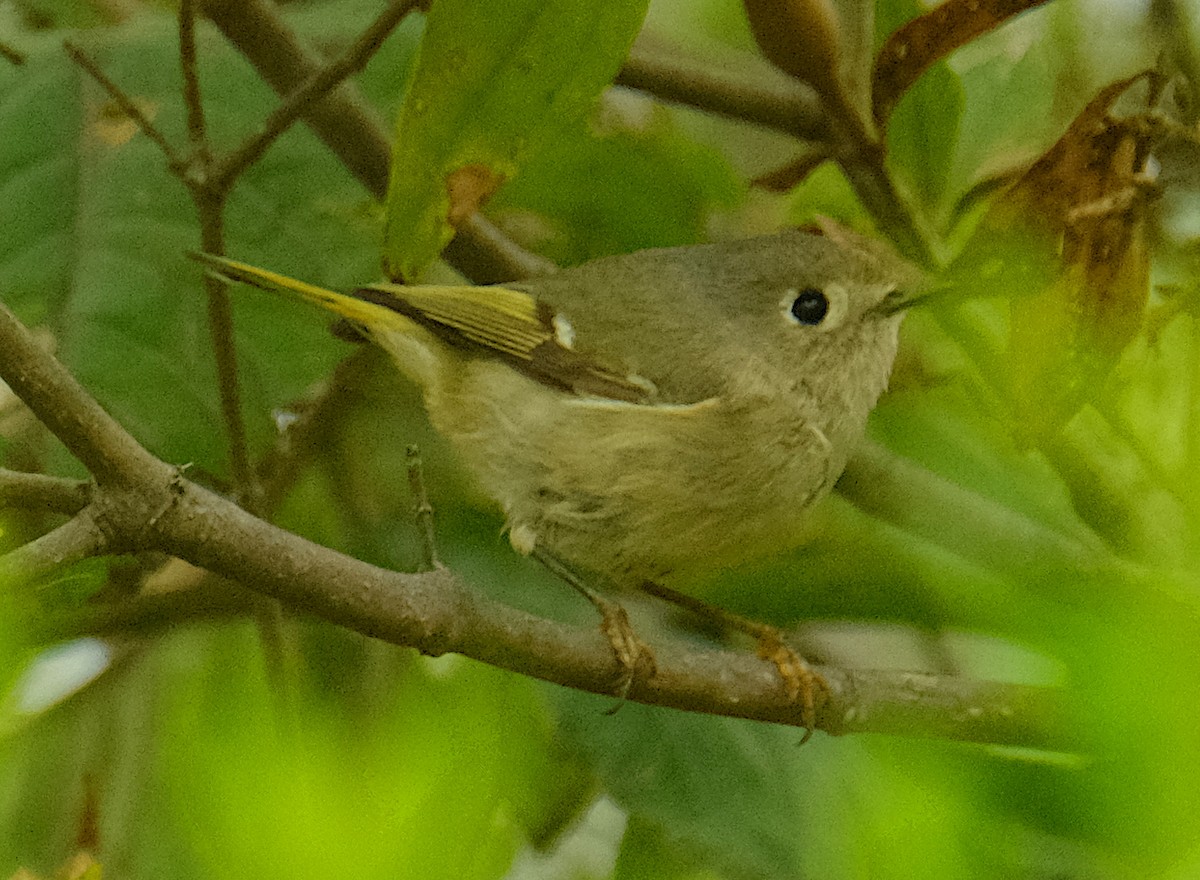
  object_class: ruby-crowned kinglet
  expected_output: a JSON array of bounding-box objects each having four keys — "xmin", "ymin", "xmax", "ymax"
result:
[
  {"xmin": 194, "ymin": 226, "xmax": 913, "ymax": 587},
  {"xmin": 194, "ymin": 225, "xmax": 914, "ymax": 723}
]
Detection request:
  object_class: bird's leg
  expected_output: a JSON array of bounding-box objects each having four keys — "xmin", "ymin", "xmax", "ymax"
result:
[
  {"xmin": 534, "ymin": 550, "xmax": 657, "ymax": 702},
  {"xmin": 640, "ymin": 580, "xmax": 827, "ymax": 741}
]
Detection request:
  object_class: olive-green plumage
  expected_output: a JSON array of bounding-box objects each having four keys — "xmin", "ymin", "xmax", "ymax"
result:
[{"xmin": 193, "ymin": 225, "xmax": 912, "ymax": 588}]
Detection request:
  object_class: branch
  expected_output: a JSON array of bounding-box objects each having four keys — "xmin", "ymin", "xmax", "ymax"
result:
[
  {"xmin": 617, "ymin": 41, "xmax": 937, "ymax": 266},
  {"xmin": 0, "ymin": 295, "xmax": 1069, "ymax": 748},
  {"xmin": 1, "ymin": 40, "xmax": 28, "ymax": 66},
  {"xmin": 0, "ymin": 302, "xmax": 165, "ymax": 486},
  {"xmin": 155, "ymin": 477, "xmax": 1072, "ymax": 747},
  {"xmin": 0, "ymin": 468, "xmax": 92, "ymax": 514},
  {"xmin": 616, "ymin": 38, "xmax": 830, "ymax": 140},
  {"xmin": 63, "ymin": 42, "xmax": 185, "ymax": 168},
  {"xmin": 66, "ymin": 37, "xmax": 256, "ymax": 501},
  {"xmin": 0, "ymin": 510, "xmax": 109, "ymax": 583}
]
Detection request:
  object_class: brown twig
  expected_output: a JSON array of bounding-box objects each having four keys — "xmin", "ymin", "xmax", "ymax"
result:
[
  {"xmin": 66, "ymin": 3, "xmax": 426, "ymax": 508},
  {"xmin": 195, "ymin": 209, "xmax": 256, "ymax": 503},
  {"xmin": 62, "ymin": 41, "xmax": 184, "ymax": 168},
  {"xmin": 824, "ymin": 110, "xmax": 938, "ymax": 267},
  {"xmin": 406, "ymin": 445, "xmax": 441, "ymax": 571},
  {"xmin": 179, "ymin": 0, "xmax": 210, "ymax": 160},
  {"xmin": 176, "ymin": 0, "xmax": 255, "ymax": 506},
  {"xmin": 1, "ymin": 41, "xmax": 27, "ymax": 66},
  {"xmin": 62, "ymin": 37, "xmax": 257, "ymax": 504},
  {"xmin": 212, "ymin": 0, "xmax": 423, "ymax": 190},
  {"xmin": 0, "ymin": 295, "xmax": 1070, "ymax": 748},
  {"xmin": 0, "ymin": 509, "xmax": 110, "ymax": 583},
  {"xmin": 67, "ymin": 11, "xmax": 300, "ymax": 713}
]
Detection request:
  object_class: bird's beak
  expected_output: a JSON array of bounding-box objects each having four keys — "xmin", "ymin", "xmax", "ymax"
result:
[{"xmin": 875, "ymin": 279, "xmax": 952, "ymax": 315}]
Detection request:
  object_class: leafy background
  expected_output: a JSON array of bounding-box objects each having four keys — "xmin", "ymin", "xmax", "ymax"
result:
[{"xmin": 1, "ymin": 0, "xmax": 1200, "ymax": 878}]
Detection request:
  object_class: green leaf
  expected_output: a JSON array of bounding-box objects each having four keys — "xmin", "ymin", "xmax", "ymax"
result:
[
  {"xmin": 557, "ymin": 697, "xmax": 816, "ymax": 878},
  {"xmin": 782, "ymin": 161, "xmax": 875, "ymax": 231},
  {"xmin": 613, "ymin": 818, "xmax": 725, "ymax": 880},
  {"xmin": 886, "ymin": 59, "xmax": 963, "ymax": 217},
  {"xmin": 383, "ymin": 0, "xmax": 650, "ymax": 280},
  {"xmin": 555, "ymin": 695, "xmax": 1034, "ymax": 880},
  {"xmin": 487, "ymin": 111, "xmax": 741, "ymax": 266}
]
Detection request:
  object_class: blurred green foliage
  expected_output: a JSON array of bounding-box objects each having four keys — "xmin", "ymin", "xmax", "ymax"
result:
[{"xmin": 1, "ymin": 0, "xmax": 1199, "ymax": 878}]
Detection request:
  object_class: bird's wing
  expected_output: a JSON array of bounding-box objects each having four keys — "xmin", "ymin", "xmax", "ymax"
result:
[
  {"xmin": 190, "ymin": 253, "xmax": 656, "ymax": 405},
  {"xmin": 357, "ymin": 282, "xmax": 656, "ymax": 404}
]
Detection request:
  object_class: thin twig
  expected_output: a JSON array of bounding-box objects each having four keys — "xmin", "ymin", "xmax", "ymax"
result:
[
  {"xmin": 173, "ymin": 1, "xmax": 255, "ymax": 506},
  {"xmin": 194, "ymin": 206, "xmax": 257, "ymax": 506},
  {"xmin": 823, "ymin": 110, "xmax": 938, "ymax": 267},
  {"xmin": 63, "ymin": 41, "xmax": 186, "ymax": 169},
  {"xmin": 0, "ymin": 41, "xmax": 26, "ymax": 66},
  {"xmin": 406, "ymin": 445, "xmax": 441, "ymax": 571},
  {"xmin": 213, "ymin": 0, "xmax": 423, "ymax": 189},
  {"xmin": 64, "ymin": 38, "xmax": 255, "ymax": 501},
  {"xmin": 177, "ymin": 1, "xmax": 300, "ymax": 715},
  {"xmin": 179, "ymin": 0, "xmax": 210, "ymax": 161},
  {"xmin": 61, "ymin": 25, "xmax": 295, "ymax": 728}
]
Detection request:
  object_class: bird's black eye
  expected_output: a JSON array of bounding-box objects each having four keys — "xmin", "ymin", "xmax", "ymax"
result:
[{"xmin": 789, "ymin": 288, "xmax": 829, "ymax": 325}]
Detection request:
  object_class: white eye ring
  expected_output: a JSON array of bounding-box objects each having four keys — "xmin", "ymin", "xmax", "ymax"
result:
[{"xmin": 781, "ymin": 283, "xmax": 848, "ymax": 331}]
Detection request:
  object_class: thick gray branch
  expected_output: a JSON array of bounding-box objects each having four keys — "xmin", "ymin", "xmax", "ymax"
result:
[{"xmin": 0, "ymin": 305, "xmax": 167, "ymax": 487}]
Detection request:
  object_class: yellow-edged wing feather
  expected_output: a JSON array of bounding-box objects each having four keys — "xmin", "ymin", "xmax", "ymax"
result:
[
  {"xmin": 356, "ymin": 282, "xmax": 552, "ymax": 362},
  {"xmin": 191, "ymin": 253, "xmax": 655, "ymax": 404}
]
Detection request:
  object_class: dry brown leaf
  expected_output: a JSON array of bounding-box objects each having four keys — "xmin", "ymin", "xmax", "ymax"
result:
[
  {"xmin": 743, "ymin": 0, "xmax": 843, "ymax": 100},
  {"xmin": 872, "ymin": 0, "xmax": 1052, "ymax": 127},
  {"xmin": 750, "ymin": 149, "xmax": 831, "ymax": 191},
  {"xmin": 972, "ymin": 74, "xmax": 1158, "ymax": 438}
]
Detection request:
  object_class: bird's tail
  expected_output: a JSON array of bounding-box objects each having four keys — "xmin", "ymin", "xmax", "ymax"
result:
[{"xmin": 189, "ymin": 252, "xmax": 414, "ymax": 333}]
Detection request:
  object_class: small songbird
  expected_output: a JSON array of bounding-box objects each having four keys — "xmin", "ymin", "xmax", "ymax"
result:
[{"xmin": 193, "ymin": 222, "xmax": 915, "ymax": 732}]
